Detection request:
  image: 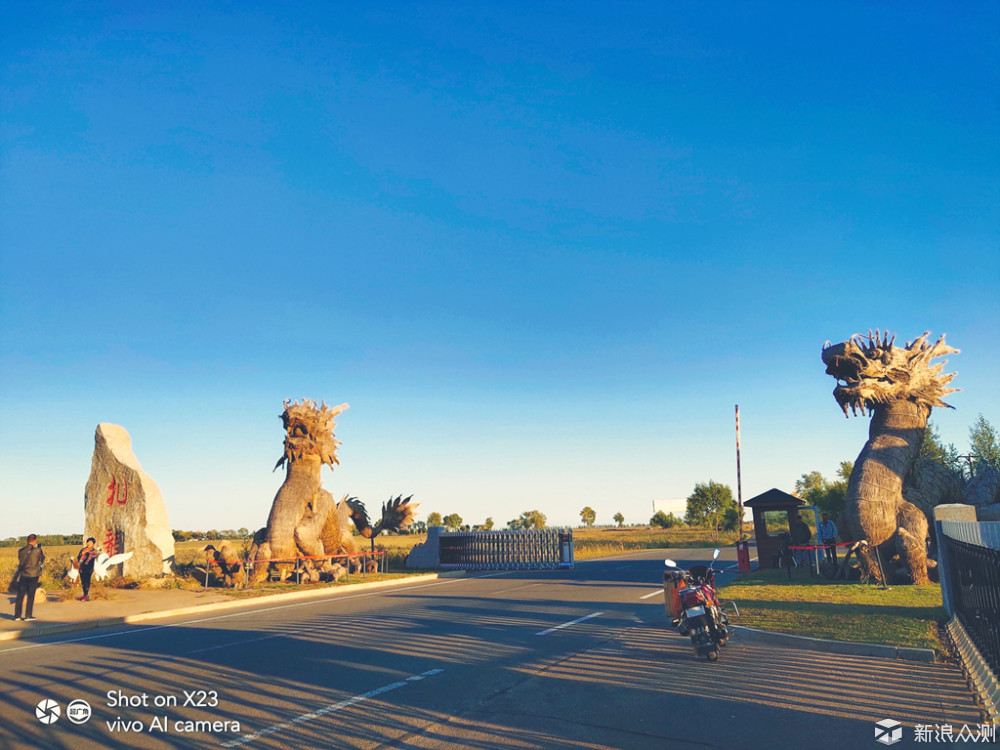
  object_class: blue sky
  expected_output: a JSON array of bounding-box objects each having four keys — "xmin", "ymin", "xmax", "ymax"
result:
[{"xmin": 2, "ymin": 2, "xmax": 998, "ymax": 536}]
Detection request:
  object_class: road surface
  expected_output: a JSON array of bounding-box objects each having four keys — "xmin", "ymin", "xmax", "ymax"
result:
[{"xmin": 0, "ymin": 549, "xmax": 981, "ymax": 749}]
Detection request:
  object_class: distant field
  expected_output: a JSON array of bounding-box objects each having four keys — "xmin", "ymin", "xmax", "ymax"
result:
[
  {"xmin": 2, "ymin": 526, "xmax": 734, "ymax": 564},
  {"xmin": 1, "ymin": 526, "xmax": 734, "ymax": 588}
]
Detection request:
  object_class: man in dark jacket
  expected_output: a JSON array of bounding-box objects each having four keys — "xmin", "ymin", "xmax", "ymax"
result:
[
  {"xmin": 791, "ymin": 514, "xmax": 812, "ymax": 568},
  {"xmin": 14, "ymin": 534, "xmax": 45, "ymax": 621}
]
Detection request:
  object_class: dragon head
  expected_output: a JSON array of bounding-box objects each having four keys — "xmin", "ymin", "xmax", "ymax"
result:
[
  {"xmin": 822, "ymin": 330, "xmax": 959, "ymax": 417},
  {"xmin": 274, "ymin": 399, "xmax": 349, "ymax": 470}
]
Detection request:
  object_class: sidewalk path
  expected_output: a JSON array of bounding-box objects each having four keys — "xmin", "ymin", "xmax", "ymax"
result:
[{"xmin": 2, "ymin": 576, "xmax": 443, "ymax": 642}]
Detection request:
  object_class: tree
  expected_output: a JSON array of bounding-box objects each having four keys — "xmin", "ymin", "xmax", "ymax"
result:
[
  {"xmin": 650, "ymin": 511, "xmax": 682, "ymax": 528},
  {"xmin": 794, "ymin": 461, "xmax": 852, "ymax": 519},
  {"xmin": 426, "ymin": 512, "xmax": 443, "ymax": 528},
  {"xmin": 412, "ymin": 520, "xmax": 427, "ymax": 534},
  {"xmin": 613, "ymin": 512, "xmax": 625, "ymax": 528},
  {"xmin": 508, "ymin": 510, "xmax": 546, "ymax": 530},
  {"xmin": 684, "ymin": 481, "xmax": 738, "ymax": 534},
  {"xmin": 920, "ymin": 420, "xmax": 962, "ymax": 474},
  {"xmin": 969, "ymin": 414, "xmax": 1000, "ymax": 474},
  {"xmin": 442, "ymin": 513, "xmax": 463, "ymax": 531},
  {"xmin": 475, "ymin": 517, "xmax": 495, "ymax": 531},
  {"xmin": 580, "ymin": 507, "xmax": 596, "ymax": 527}
]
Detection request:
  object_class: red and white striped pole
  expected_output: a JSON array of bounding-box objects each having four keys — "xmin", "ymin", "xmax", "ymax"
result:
[
  {"xmin": 735, "ymin": 404, "xmax": 743, "ymax": 539},
  {"xmin": 735, "ymin": 404, "xmax": 751, "ymax": 571}
]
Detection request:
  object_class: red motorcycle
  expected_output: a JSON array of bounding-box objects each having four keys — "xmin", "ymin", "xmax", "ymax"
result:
[{"xmin": 664, "ymin": 549, "xmax": 738, "ymax": 661}]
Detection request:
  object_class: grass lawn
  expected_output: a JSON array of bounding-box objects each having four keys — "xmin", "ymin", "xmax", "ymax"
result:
[{"xmin": 717, "ymin": 568, "xmax": 947, "ymax": 655}]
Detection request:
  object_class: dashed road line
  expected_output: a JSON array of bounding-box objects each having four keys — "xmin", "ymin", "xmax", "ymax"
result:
[
  {"xmin": 221, "ymin": 668, "xmax": 445, "ymax": 747},
  {"xmin": 535, "ymin": 612, "xmax": 603, "ymax": 636}
]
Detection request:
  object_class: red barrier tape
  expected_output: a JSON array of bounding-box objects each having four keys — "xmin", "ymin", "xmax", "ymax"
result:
[
  {"xmin": 204, "ymin": 551, "xmax": 386, "ymax": 568},
  {"xmin": 245, "ymin": 550, "xmax": 385, "ymax": 567}
]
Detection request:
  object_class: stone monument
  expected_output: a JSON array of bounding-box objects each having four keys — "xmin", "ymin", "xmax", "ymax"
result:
[{"xmin": 83, "ymin": 423, "xmax": 175, "ymax": 578}]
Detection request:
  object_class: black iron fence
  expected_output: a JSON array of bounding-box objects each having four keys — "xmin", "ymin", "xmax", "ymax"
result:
[
  {"xmin": 943, "ymin": 537, "xmax": 1000, "ymax": 677},
  {"xmin": 939, "ymin": 522, "xmax": 1000, "ymax": 681},
  {"xmin": 438, "ymin": 529, "xmax": 573, "ymax": 570}
]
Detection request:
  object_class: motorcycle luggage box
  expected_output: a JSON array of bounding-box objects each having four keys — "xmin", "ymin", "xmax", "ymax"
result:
[{"xmin": 662, "ymin": 572, "xmax": 683, "ymax": 618}]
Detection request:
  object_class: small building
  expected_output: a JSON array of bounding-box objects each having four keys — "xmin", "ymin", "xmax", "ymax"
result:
[{"xmin": 744, "ymin": 488, "xmax": 805, "ymax": 569}]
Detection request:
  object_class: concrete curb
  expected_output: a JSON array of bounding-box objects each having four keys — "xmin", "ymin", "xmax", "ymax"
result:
[
  {"xmin": 730, "ymin": 625, "xmax": 937, "ymax": 662},
  {"xmin": 0, "ymin": 572, "xmax": 464, "ymax": 643},
  {"xmin": 946, "ymin": 615, "xmax": 1000, "ymax": 722}
]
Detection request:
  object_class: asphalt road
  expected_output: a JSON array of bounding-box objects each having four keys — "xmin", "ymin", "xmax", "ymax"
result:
[{"xmin": 0, "ymin": 549, "xmax": 983, "ymax": 750}]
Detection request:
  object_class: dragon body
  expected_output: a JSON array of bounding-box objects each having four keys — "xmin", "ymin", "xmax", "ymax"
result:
[
  {"xmin": 823, "ymin": 330, "xmax": 959, "ymax": 584},
  {"xmin": 248, "ymin": 399, "xmax": 417, "ymax": 584}
]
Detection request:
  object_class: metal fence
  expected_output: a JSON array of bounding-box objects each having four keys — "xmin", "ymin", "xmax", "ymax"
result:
[
  {"xmin": 938, "ymin": 521, "xmax": 1000, "ymax": 683},
  {"xmin": 438, "ymin": 529, "xmax": 573, "ymax": 570}
]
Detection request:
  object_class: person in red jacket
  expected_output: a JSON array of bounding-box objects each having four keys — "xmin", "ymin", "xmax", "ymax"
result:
[{"xmin": 74, "ymin": 537, "xmax": 100, "ymax": 601}]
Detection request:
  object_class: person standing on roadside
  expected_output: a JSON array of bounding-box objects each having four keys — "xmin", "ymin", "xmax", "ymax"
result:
[
  {"xmin": 74, "ymin": 537, "xmax": 100, "ymax": 601},
  {"xmin": 13, "ymin": 534, "xmax": 45, "ymax": 621},
  {"xmin": 791, "ymin": 514, "xmax": 812, "ymax": 568},
  {"xmin": 818, "ymin": 513, "xmax": 839, "ymax": 565}
]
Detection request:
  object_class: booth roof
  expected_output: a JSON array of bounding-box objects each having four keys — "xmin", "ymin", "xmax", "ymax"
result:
[{"xmin": 743, "ymin": 488, "xmax": 804, "ymax": 508}]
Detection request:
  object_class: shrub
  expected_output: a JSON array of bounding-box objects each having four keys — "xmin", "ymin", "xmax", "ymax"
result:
[{"xmin": 650, "ymin": 511, "xmax": 683, "ymax": 529}]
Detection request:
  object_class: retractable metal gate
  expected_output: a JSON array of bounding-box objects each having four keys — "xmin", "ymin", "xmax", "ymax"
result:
[{"xmin": 437, "ymin": 528, "xmax": 573, "ymax": 570}]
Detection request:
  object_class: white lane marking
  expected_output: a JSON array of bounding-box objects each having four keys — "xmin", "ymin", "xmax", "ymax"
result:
[
  {"xmin": 500, "ymin": 583, "xmax": 544, "ymax": 593},
  {"xmin": 185, "ymin": 634, "xmax": 280, "ymax": 655},
  {"xmin": 0, "ymin": 577, "xmax": 475, "ymax": 655},
  {"xmin": 220, "ymin": 668, "xmax": 444, "ymax": 747},
  {"xmin": 535, "ymin": 611, "xmax": 603, "ymax": 636},
  {"xmin": 639, "ymin": 590, "xmax": 663, "ymax": 600}
]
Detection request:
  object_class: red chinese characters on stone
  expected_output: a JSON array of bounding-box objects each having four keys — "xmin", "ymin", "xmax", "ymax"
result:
[
  {"xmin": 103, "ymin": 528, "xmax": 118, "ymax": 556},
  {"xmin": 105, "ymin": 476, "xmax": 128, "ymax": 506}
]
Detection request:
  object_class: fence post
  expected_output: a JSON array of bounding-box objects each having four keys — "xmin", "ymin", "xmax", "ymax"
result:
[{"xmin": 934, "ymin": 505, "xmax": 979, "ymax": 616}]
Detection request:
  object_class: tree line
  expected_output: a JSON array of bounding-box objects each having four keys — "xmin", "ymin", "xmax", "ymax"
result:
[
  {"xmin": 423, "ymin": 511, "xmax": 547, "ymax": 531},
  {"xmin": 0, "ymin": 534, "xmax": 84, "ymax": 548}
]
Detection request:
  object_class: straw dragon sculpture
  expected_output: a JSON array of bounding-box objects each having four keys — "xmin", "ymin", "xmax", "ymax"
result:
[
  {"xmin": 247, "ymin": 400, "xmax": 417, "ymax": 584},
  {"xmin": 822, "ymin": 330, "xmax": 959, "ymax": 585}
]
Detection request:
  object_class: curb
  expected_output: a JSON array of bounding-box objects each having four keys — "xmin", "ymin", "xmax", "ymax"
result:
[
  {"xmin": 730, "ymin": 625, "xmax": 937, "ymax": 662},
  {"xmin": 946, "ymin": 615, "xmax": 1000, "ymax": 722},
  {"xmin": 0, "ymin": 572, "xmax": 465, "ymax": 643}
]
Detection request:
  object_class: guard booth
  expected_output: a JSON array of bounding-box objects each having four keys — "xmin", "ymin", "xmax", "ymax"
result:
[{"xmin": 744, "ymin": 489, "xmax": 805, "ymax": 569}]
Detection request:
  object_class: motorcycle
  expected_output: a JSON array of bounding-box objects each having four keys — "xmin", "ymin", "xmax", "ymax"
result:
[{"xmin": 664, "ymin": 548, "xmax": 739, "ymax": 661}]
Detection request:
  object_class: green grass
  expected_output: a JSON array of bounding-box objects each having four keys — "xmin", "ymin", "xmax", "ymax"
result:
[{"xmin": 717, "ymin": 568, "xmax": 947, "ymax": 655}]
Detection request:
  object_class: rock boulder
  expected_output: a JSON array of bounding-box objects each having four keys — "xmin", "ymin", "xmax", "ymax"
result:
[{"xmin": 84, "ymin": 424, "xmax": 175, "ymax": 578}]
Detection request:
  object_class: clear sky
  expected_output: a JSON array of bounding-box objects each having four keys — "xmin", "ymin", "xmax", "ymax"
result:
[{"xmin": 2, "ymin": 2, "xmax": 998, "ymax": 536}]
